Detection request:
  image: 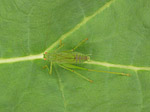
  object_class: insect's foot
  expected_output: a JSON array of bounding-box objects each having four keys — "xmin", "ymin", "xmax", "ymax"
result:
[
  {"xmin": 121, "ymin": 73, "xmax": 130, "ymax": 76},
  {"xmin": 89, "ymin": 80, "xmax": 93, "ymax": 83},
  {"xmin": 126, "ymin": 74, "xmax": 130, "ymax": 76}
]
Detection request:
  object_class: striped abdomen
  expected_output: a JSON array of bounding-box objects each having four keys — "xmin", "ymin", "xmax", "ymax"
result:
[{"xmin": 74, "ymin": 54, "xmax": 89, "ymax": 63}]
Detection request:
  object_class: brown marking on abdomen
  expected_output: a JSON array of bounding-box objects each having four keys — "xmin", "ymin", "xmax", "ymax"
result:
[
  {"xmin": 74, "ymin": 54, "xmax": 88, "ymax": 63},
  {"xmin": 84, "ymin": 56, "xmax": 88, "ymax": 60}
]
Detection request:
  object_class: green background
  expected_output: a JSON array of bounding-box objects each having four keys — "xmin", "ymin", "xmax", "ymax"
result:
[{"xmin": 0, "ymin": 0, "xmax": 150, "ymax": 112}]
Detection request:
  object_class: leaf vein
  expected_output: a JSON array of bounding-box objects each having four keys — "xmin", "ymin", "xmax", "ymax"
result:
[
  {"xmin": 135, "ymin": 71, "xmax": 143, "ymax": 111},
  {"xmin": 85, "ymin": 60, "xmax": 150, "ymax": 71},
  {"xmin": 45, "ymin": 0, "xmax": 115, "ymax": 52},
  {"xmin": 55, "ymin": 66, "xmax": 67, "ymax": 112}
]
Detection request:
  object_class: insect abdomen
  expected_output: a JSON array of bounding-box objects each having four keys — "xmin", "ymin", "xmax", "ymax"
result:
[{"xmin": 74, "ymin": 54, "xmax": 89, "ymax": 63}]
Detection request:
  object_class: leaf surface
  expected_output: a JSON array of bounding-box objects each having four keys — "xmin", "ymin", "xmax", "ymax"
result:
[{"xmin": 0, "ymin": 0, "xmax": 150, "ymax": 112}]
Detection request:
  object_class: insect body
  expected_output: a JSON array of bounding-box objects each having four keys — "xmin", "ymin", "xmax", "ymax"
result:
[
  {"xmin": 44, "ymin": 52, "xmax": 90, "ymax": 63},
  {"xmin": 43, "ymin": 38, "xmax": 129, "ymax": 83}
]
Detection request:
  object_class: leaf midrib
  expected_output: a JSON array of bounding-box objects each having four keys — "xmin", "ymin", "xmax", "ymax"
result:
[
  {"xmin": 0, "ymin": 0, "xmax": 150, "ymax": 72},
  {"xmin": 0, "ymin": 0, "xmax": 115, "ymax": 62}
]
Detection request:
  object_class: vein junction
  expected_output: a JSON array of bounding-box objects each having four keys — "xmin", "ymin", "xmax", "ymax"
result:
[
  {"xmin": 0, "ymin": 0, "xmax": 115, "ymax": 64},
  {"xmin": 0, "ymin": 0, "xmax": 149, "ymax": 71},
  {"xmin": 45, "ymin": 0, "xmax": 115, "ymax": 52}
]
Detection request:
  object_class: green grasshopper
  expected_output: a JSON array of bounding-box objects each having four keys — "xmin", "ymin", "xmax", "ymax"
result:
[{"xmin": 43, "ymin": 38, "xmax": 129, "ymax": 82}]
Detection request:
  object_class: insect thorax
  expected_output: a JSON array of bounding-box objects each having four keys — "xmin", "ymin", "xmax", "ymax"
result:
[{"xmin": 44, "ymin": 52, "xmax": 90, "ymax": 63}]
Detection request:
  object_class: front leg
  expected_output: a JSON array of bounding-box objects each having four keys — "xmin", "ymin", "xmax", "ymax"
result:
[{"xmin": 43, "ymin": 62, "xmax": 53, "ymax": 75}]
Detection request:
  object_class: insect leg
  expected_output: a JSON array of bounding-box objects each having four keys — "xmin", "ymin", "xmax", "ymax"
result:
[
  {"xmin": 43, "ymin": 65, "xmax": 50, "ymax": 73},
  {"xmin": 50, "ymin": 61, "xmax": 53, "ymax": 75},
  {"xmin": 61, "ymin": 38, "xmax": 88, "ymax": 52},
  {"xmin": 62, "ymin": 64, "xmax": 130, "ymax": 76},
  {"xmin": 58, "ymin": 64, "xmax": 93, "ymax": 83},
  {"xmin": 55, "ymin": 42, "xmax": 64, "ymax": 52},
  {"xmin": 43, "ymin": 62, "xmax": 53, "ymax": 75},
  {"xmin": 71, "ymin": 38, "xmax": 88, "ymax": 51}
]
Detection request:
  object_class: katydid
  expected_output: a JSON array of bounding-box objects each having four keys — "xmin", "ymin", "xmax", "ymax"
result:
[{"xmin": 43, "ymin": 38, "xmax": 129, "ymax": 83}]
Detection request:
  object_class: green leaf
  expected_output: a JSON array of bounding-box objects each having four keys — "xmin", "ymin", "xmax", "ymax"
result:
[{"xmin": 0, "ymin": 0, "xmax": 150, "ymax": 112}]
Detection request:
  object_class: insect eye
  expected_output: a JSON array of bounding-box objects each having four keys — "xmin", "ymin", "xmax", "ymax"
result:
[
  {"xmin": 44, "ymin": 58, "xmax": 46, "ymax": 60},
  {"xmin": 45, "ymin": 52, "xmax": 47, "ymax": 54}
]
